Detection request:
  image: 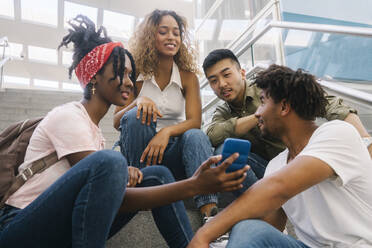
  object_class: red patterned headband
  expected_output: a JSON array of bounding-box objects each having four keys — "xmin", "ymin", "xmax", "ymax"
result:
[{"xmin": 75, "ymin": 42, "xmax": 124, "ymax": 88}]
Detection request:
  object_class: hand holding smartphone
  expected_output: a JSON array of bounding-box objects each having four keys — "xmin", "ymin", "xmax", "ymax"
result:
[{"xmin": 221, "ymin": 138, "xmax": 251, "ymax": 173}]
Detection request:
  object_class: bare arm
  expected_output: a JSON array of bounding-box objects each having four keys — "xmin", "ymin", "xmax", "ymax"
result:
[
  {"xmin": 119, "ymin": 153, "xmax": 249, "ymax": 212},
  {"xmin": 344, "ymin": 113, "xmax": 370, "ymax": 137},
  {"xmin": 207, "ymin": 109, "xmax": 258, "ymax": 147},
  {"xmin": 188, "ymin": 155, "xmax": 334, "ymax": 247},
  {"xmin": 113, "ymin": 92, "xmax": 137, "ymax": 130},
  {"xmin": 344, "ymin": 113, "xmax": 372, "ymax": 157},
  {"xmin": 113, "ymin": 81, "xmax": 162, "ymax": 130},
  {"xmin": 262, "ymin": 207, "xmax": 287, "ymax": 232},
  {"xmin": 235, "ymin": 114, "xmax": 259, "ymax": 136},
  {"xmin": 66, "ymin": 151, "xmax": 95, "ymax": 166}
]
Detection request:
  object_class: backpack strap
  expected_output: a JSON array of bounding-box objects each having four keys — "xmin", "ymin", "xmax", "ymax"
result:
[{"xmin": 0, "ymin": 151, "xmax": 58, "ymax": 208}]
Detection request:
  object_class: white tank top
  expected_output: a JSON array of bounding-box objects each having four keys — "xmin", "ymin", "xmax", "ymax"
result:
[{"xmin": 137, "ymin": 62, "xmax": 186, "ymax": 132}]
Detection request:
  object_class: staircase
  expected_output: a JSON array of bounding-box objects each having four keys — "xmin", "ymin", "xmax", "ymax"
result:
[
  {"xmin": 0, "ymin": 88, "xmax": 119, "ymax": 149},
  {"xmin": 0, "ymin": 88, "xmax": 235, "ymax": 247},
  {"xmin": 1, "ymin": 87, "xmax": 370, "ymax": 247}
]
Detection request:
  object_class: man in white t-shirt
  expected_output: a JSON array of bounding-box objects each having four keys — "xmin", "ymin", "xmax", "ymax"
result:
[{"xmin": 188, "ymin": 64, "xmax": 372, "ymax": 248}]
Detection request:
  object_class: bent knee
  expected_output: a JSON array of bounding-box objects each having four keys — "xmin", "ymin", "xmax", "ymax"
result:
[
  {"xmin": 142, "ymin": 166, "xmax": 175, "ymax": 185},
  {"xmin": 184, "ymin": 129, "xmax": 210, "ymax": 143},
  {"xmin": 120, "ymin": 107, "xmax": 156, "ymax": 129},
  {"xmin": 229, "ymin": 219, "xmax": 280, "ymax": 247},
  {"xmin": 93, "ymin": 150, "xmax": 128, "ymax": 176}
]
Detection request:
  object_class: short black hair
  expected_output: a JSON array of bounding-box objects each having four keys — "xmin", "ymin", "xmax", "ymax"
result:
[
  {"xmin": 253, "ymin": 64, "xmax": 327, "ymax": 120},
  {"xmin": 202, "ymin": 49, "xmax": 241, "ymax": 76},
  {"xmin": 58, "ymin": 15, "xmax": 136, "ymax": 99}
]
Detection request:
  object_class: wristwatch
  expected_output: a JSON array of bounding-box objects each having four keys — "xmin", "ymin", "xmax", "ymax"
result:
[{"xmin": 362, "ymin": 137, "xmax": 372, "ymax": 148}]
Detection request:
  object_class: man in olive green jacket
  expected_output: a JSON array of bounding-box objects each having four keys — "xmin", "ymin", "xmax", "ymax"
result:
[{"xmin": 203, "ymin": 49, "xmax": 372, "ymax": 168}]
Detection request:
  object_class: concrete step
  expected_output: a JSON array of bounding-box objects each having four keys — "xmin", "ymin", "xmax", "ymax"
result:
[
  {"xmin": 106, "ymin": 209, "xmax": 202, "ymax": 248},
  {"xmin": 106, "ymin": 198, "xmax": 297, "ymax": 248},
  {"xmin": 0, "ymin": 88, "xmax": 119, "ymax": 148}
]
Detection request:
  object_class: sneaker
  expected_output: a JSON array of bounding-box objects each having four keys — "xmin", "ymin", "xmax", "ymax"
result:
[{"xmin": 202, "ymin": 206, "xmax": 229, "ymax": 248}]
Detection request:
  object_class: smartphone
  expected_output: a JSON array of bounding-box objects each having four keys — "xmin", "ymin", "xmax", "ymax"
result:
[{"xmin": 220, "ymin": 138, "xmax": 251, "ymax": 173}]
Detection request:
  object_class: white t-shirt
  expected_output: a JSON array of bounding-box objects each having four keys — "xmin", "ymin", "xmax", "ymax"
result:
[
  {"xmin": 265, "ymin": 120, "xmax": 372, "ymax": 248},
  {"xmin": 6, "ymin": 102, "xmax": 105, "ymax": 209},
  {"xmin": 137, "ymin": 62, "xmax": 186, "ymax": 132}
]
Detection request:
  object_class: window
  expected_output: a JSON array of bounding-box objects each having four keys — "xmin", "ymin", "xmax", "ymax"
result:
[
  {"xmin": 103, "ymin": 10, "xmax": 135, "ymax": 40},
  {"xmin": 64, "ymin": 1, "xmax": 97, "ymax": 28},
  {"xmin": 0, "ymin": 0, "xmax": 14, "ymax": 18},
  {"xmin": 63, "ymin": 82, "xmax": 82, "ymax": 92},
  {"xmin": 0, "ymin": 42, "xmax": 23, "ymax": 59},
  {"xmin": 34, "ymin": 79, "xmax": 59, "ymax": 88},
  {"xmin": 285, "ymin": 30, "xmax": 313, "ymax": 47},
  {"xmin": 28, "ymin": 45, "xmax": 58, "ymax": 64},
  {"xmin": 4, "ymin": 76, "xmax": 30, "ymax": 85},
  {"xmin": 218, "ymin": 19, "xmax": 250, "ymax": 41},
  {"xmin": 194, "ymin": 19, "xmax": 217, "ymax": 40},
  {"xmin": 21, "ymin": 0, "xmax": 58, "ymax": 26},
  {"xmin": 62, "ymin": 51, "xmax": 73, "ymax": 66}
]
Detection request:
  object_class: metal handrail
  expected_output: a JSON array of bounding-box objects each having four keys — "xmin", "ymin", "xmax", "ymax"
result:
[
  {"xmin": 200, "ymin": 21, "xmax": 372, "ymax": 90},
  {"xmin": 199, "ymin": 0, "xmax": 280, "ymax": 90},
  {"xmin": 0, "ymin": 36, "xmax": 10, "ymax": 89},
  {"xmin": 0, "ymin": 57, "xmax": 11, "ymax": 68},
  {"xmin": 194, "ymin": 0, "xmax": 224, "ymax": 34},
  {"xmin": 201, "ymin": 21, "xmax": 372, "ymax": 114},
  {"xmin": 271, "ymin": 21, "xmax": 372, "ymax": 37},
  {"xmin": 0, "ymin": 36, "xmax": 8, "ymax": 46},
  {"xmin": 226, "ymin": 0, "xmax": 279, "ymax": 52},
  {"xmin": 319, "ymin": 80, "xmax": 372, "ymax": 106},
  {"xmin": 235, "ymin": 21, "xmax": 372, "ymax": 62}
]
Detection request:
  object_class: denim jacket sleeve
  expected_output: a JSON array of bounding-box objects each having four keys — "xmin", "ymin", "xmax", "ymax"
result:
[
  {"xmin": 324, "ymin": 95, "xmax": 357, "ymax": 121},
  {"xmin": 206, "ymin": 104, "xmax": 237, "ymax": 147}
]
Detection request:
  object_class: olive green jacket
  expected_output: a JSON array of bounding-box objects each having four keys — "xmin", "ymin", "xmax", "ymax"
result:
[{"xmin": 206, "ymin": 80, "xmax": 357, "ymax": 160}]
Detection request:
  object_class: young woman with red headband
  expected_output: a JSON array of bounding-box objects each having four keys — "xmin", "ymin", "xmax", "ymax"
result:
[
  {"xmin": 0, "ymin": 15, "xmax": 248, "ymax": 248},
  {"xmin": 113, "ymin": 9, "xmax": 219, "ymax": 222}
]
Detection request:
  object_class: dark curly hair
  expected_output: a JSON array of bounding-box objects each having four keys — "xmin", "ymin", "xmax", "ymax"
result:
[
  {"xmin": 253, "ymin": 64, "xmax": 327, "ymax": 120},
  {"xmin": 58, "ymin": 15, "xmax": 136, "ymax": 99}
]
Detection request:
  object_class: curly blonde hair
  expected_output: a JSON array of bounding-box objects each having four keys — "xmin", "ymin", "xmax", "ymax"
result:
[{"xmin": 129, "ymin": 9, "xmax": 199, "ymax": 80}]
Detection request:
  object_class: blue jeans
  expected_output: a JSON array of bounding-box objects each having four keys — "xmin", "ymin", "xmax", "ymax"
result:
[
  {"xmin": 119, "ymin": 107, "xmax": 217, "ymax": 209},
  {"xmin": 0, "ymin": 150, "xmax": 193, "ymax": 248},
  {"xmin": 227, "ymin": 219, "xmax": 309, "ymax": 248},
  {"xmin": 110, "ymin": 165, "xmax": 194, "ymax": 248},
  {"xmin": 214, "ymin": 144, "xmax": 268, "ymax": 197}
]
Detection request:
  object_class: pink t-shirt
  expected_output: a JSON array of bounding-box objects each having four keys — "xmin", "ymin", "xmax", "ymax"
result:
[{"xmin": 6, "ymin": 101, "xmax": 105, "ymax": 209}]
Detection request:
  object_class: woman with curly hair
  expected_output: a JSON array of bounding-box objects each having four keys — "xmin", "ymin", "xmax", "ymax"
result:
[
  {"xmin": 0, "ymin": 15, "xmax": 249, "ymax": 248},
  {"xmin": 113, "ymin": 10, "xmax": 219, "ymax": 220}
]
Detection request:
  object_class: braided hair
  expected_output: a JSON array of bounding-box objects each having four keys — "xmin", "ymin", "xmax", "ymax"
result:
[{"xmin": 58, "ymin": 15, "xmax": 136, "ymax": 99}]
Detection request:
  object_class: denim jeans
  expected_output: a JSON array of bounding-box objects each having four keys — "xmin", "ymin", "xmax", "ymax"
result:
[
  {"xmin": 110, "ymin": 165, "xmax": 194, "ymax": 248},
  {"xmin": 227, "ymin": 219, "xmax": 309, "ymax": 248},
  {"xmin": 118, "ymin": 107, "xmax": 217, "ymax": 209},
  {"xmin": 0, "ymin": 150, "xmax": 127, "ymax": 248},
  {"xmin": 214, "ymin": 143, "xmax": 268, "ymax": 197},
  {"xmin": 0, "ymin": 150, "xmax": 193, "ymax": 248}
]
